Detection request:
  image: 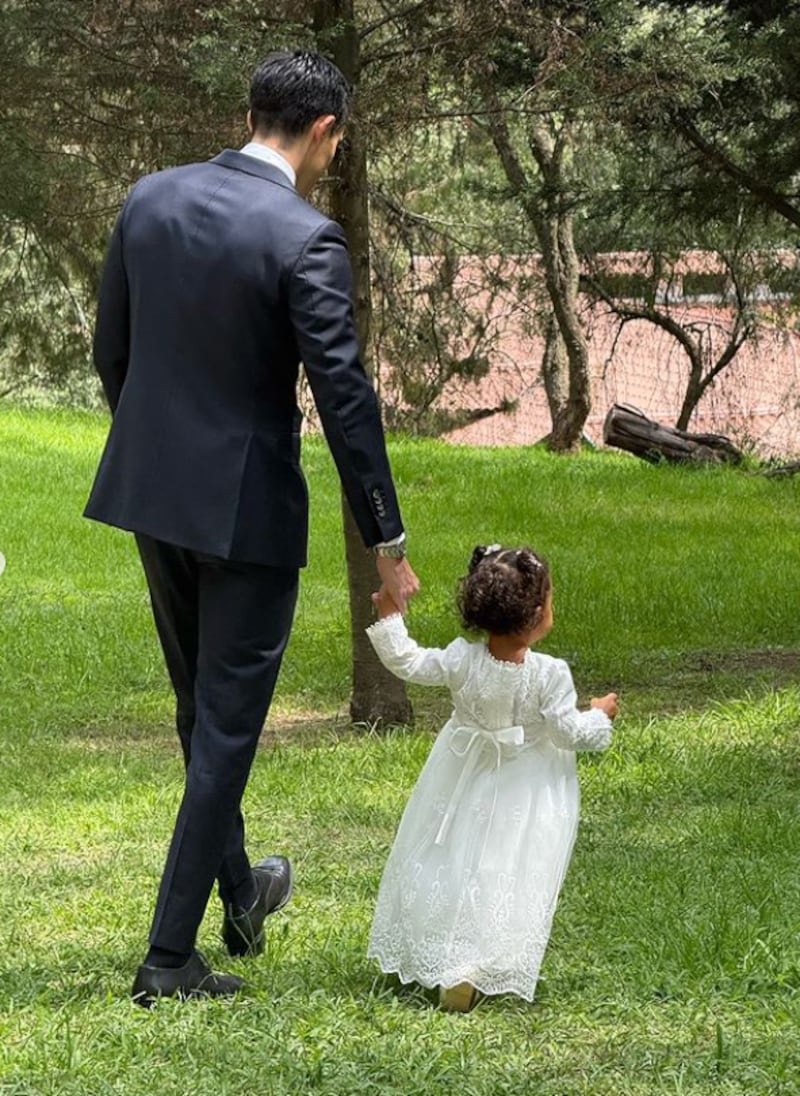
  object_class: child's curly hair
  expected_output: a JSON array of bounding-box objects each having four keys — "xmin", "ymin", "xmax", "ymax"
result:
[{"xmin": 457, "ymin": 545, "xmax": 550, "ymax": 636}]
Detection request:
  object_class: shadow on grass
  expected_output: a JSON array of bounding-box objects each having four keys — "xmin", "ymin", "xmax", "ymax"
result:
[
  {"xmin": 602, "ymin": 648, "xmax": 800, "ymax": 717},
  {"xmin": 56, "ymin": 645, "xmax": 800, "ymax": 760},
  {"xmin": 0, "ymin": 946, "xmax": 147, "ymax": 1010}
]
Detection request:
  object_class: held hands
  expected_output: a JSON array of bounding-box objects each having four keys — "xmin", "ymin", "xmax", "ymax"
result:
[
  {"xmin": 375, "ymin": 555, "xmax": 420, "ymax": 615},
  {"xmin": 371, "ymin": 586, "xmax": 401, "ymax": 618},
  {"xmin": 591, "ymin": 693, "xmax": 619, "ymax": 719}
]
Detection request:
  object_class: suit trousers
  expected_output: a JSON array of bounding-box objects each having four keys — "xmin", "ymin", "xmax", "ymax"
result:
[{"xmin": 135, "ymin": 534, "xmax": 299, "ymax": 955}]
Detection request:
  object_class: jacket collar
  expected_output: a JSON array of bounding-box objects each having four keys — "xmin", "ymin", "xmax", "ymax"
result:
[{"xmin": 210, "ymin": 150, "xmax": 297, "ymax": 193}]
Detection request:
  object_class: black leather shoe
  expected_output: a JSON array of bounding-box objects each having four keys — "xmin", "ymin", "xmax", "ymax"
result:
[
  {"xmin": 222, "ymin": 855, "xmax": 293, "ymax": 957},
  {"xmin": 131, "ymin": 950, "xmax": 243, "ymax": 1008}
]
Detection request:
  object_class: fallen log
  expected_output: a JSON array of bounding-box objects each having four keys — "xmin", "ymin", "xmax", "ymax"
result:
[
  {"xmin": 603, "ymin": 403, "xmax": 743, "ymax": 465},
  {"xmin": 763, "ymin": 460, "xmax": 800, "ymax": 478}
]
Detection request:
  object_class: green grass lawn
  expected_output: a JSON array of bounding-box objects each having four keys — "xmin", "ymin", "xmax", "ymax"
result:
[{"xmin": 1, "ymin": 406, "xmax": 799, "ymax": 1095}]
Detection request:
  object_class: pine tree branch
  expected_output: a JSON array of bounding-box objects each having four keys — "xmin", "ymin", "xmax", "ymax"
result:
[{"xmin": 674, "ymin": 112, "xmax": 800, "ymax": 229}]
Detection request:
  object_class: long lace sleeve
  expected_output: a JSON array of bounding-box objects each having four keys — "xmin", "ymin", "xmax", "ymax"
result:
[
  {"xmin": 532, "ymin": 658, "xmax": 612, "ymax": 752},
  {"xmin": 365, "ymin": 614, "xmax": 467, "ymax": 687}
]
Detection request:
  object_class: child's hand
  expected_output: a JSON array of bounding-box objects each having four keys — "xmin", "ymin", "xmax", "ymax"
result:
[
  {"xmin": 591, "ymin": 693, "xmax": 619, "ymax": 719},
  {"xmin": 371, "ymin": 586, "xmax": 402, "ymax": 619}
]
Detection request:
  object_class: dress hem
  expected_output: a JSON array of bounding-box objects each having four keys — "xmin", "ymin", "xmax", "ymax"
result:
[{"xmin": 368, "ymin": 953, "xmax": 538, "ymax": 1003}]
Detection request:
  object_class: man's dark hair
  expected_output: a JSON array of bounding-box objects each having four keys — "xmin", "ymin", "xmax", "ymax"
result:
[
  {"xmin": 457, "ymin": 546, "xmax": 551, "ymax": 636},
  {"xmin": 249, "ymin": 51, "xmax": 352, "ymax": 139}
]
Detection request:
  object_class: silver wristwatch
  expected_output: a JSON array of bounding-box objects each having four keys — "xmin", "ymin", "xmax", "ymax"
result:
[{"xmin": 372, "ymin": 535, "xmax": 407, "ymax": 559}]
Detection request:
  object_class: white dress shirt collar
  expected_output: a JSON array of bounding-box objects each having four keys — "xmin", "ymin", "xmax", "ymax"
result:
[{"xmin": 239, "ymin": 142, "xmax": 296, "ymax": 187}]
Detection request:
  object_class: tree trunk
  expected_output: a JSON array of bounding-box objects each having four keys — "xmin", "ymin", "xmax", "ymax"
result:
[
  {"xmin": 541, "ymin": 311, "xmax": 570, "ymax": 432},
  {"xmin": 529, "ymin": 125, "xmax": 591, "ymax": 452},
  {"xmin": 314, "ymin": 0, "xmax": 413, "ymax": 726},
  {"xmin": 582, "ymin": 271, "xmax": 752, "ymax": 436},
  {"xmin": 553, "ymin": 212, "xmax": 592, "ymax": 449},
  {"xmin": 675, "ymin": 353, "xmax": 705, "ymax": 431},
  {"xmin": 542, "ymin": 217, "xmax": 591, "ymax": 452},
  {"xmin": 481, "ymin": 96, "xmax": 591, "ymax": 453}
]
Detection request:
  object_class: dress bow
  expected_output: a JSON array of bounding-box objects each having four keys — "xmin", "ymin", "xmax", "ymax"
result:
[{"xmin": 434, "ymin": 723, "xmax": 525, "ymax": 851}]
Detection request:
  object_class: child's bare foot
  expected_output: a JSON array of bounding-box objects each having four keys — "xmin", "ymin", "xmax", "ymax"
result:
[{"xmin": 438, "ymin": 981, "xmax": 480, "ymax": 1012}]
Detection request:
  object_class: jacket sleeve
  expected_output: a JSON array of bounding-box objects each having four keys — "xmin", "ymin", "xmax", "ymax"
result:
[
  {"xmin": 287, "ymin": 220, "xmax": 403, "ymax": 547},
  {"xmin": 92, "ymin": 201, "xmax": 131, "ymax": 413}
]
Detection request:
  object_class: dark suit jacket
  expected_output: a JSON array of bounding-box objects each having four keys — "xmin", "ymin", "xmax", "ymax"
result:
[{"xmin": 85, "ymin": 150, "xmax": 404, "ymax": 567}]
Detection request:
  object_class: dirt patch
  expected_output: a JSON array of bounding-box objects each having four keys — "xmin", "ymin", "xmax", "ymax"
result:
[
  {"xmin": 68, "ymin": 648, "xmax": 800, "ymax": 751},
  {"xmin": 67, "ymin": 720, "xmax": 175, "ymax": 753},
  {"xmin": 687, "ymin": 649, "xmax": 800, "ymax": 674},
  {"xmin": 260, "ymin": 708, "xmax": 352, "ymax": 748}
]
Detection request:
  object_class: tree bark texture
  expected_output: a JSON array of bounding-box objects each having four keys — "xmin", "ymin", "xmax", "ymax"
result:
[
  {"xmin": 528, "ymin": 121, "xmax": 591, "ymax": 451},
  {"xmin": 604, "ymin": 403, "xmax": 742, "ymax": 465},
  {"xmin": 542, "ymin": 311, "xmax": 569, "ymax": 429},
  {"xmin": 481, "ymin": 89, "xmax": 591, "ymax": 452},
  {"xmin": 314, "ymin": 0, "xmax": 413, "ymax": 726}
]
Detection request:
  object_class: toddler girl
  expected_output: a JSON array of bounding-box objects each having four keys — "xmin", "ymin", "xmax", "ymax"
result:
[{"xmin": 366, "ymin": 544, "xmax": 617, "ymax": 1011}]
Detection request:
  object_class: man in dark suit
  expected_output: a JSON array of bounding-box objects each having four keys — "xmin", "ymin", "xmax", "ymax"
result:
[{"xmin": 85, "ymin": 50, "xmax": 419, "ymax": 1006}]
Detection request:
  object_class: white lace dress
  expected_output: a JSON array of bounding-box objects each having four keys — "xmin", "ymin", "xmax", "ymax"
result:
[{"xmin": 365, "ymin": 613, "xmax": 612, "ymax": 1001}]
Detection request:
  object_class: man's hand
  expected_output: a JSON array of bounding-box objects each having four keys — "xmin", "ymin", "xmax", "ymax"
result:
[{"xmin": 375, "ymin": 555, "xmax": 420, "ymax": 614}]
